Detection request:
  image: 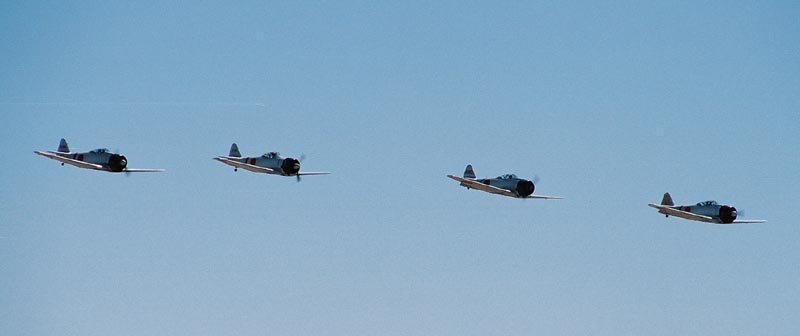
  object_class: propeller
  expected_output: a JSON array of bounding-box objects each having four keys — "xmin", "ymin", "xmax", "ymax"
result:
[
  {"xmin": 296, "ymin": 154, "xmax": 306, "ymax": 183},
  {"xmin": 112, "ymin": 147, "xmax": 132, "ymax": 177},
  {"xmin": 522, "ymin": 175, "xmax": 540, "ymax": 199}
]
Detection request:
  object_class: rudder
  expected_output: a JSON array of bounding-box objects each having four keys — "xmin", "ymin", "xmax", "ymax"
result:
[
  {"xmin": 661, "ymin": 192, "xmax": 674, "ymax": 206},
  {"xmin": 463, "ymin": 164, "xmax": 476, "ymax": 179},
  {"xmin": 58, "ymin": 138, "xmax": 70, "ymax": 153},
  {"xmin": 229, "ymin": 143, "xmax": 242, "ymax": 157}
]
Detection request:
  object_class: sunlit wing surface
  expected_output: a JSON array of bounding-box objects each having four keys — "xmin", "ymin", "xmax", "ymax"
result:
[
  {"xmin": 648, "ymin": 204, "xmax": 716, "ymax": 223},
  {"xmin": 123, "ymin": 168, "xmax": 165, "ymax": 173},
  {"xmin": 525, "ymin": 194, "xmax": 564, "ymax": 200},
  {"xmin": 34, "ymin": 151, "xmax": 104, "ymax": 170},
  {"xmin": 732, "ymin": 219, "xmax": 767, "ymax": 224},
  {"xmin": 297, "ymin": 172, "xmax": 332, "ymax": 176},
  {"xmin": 213, "ymin": 157, "xmax": 276, "ymax": 174}
]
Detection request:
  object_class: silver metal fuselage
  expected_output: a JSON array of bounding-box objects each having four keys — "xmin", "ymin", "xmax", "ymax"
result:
[
  {"xmin": 52, "ymin": 149, "xmax": 128, "ymax": 172},
  {"xmin": 462, "ymin": 175, "xmax": 535, "ymax": 198},
  {"xmin": 660, "ymin": 201, "xmax": 738, "ymax": 223},
  {"xmin": 224, "ymin": 153, "xmax": 301, "ymax": 176}
]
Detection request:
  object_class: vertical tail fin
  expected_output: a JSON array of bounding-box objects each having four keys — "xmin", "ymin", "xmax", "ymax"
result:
[
  {"xmin": 229, "ymin": 143, "xmax": 242, "ymax": 157},
  {"xmin": 661, "ymin": 192, "xmax": 674, "ymax": 206},
  {"xmin": 58, "ymin": 138, "xmax": 70, "ymax": 153},
  {"xmin": 463, "ymin": 164, "xmax": 476, "ymax": 179}
]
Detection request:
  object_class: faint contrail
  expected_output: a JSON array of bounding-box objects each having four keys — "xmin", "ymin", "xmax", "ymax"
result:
[{"xmin": 0, "ymin": 101, "xmax": 267, "ymax": 108}]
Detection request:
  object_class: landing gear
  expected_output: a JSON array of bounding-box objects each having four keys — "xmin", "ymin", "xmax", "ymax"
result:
[
  {"xmin": 234, "ymin": 168, "xmax": 238, "ymax": 172},
  {"xmin": 61, "ymin": 163, "xmax": 64, "ymax": 166}
]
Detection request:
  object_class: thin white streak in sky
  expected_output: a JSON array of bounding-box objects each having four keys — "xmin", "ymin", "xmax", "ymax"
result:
[{"xmin": 0, "ymin": 102, "xmax": 265, "ymax": 107}]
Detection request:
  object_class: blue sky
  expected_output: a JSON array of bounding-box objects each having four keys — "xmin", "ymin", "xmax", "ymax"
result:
[{"xmin": 1, "ymin": 1, "xmax": 799, "ymax": 335}]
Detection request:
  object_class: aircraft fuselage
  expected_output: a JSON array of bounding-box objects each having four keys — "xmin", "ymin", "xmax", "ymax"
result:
[
  {"xmin": 660, "ymin": 201, "xmax": 738, "ymax": 223},
  {"xmin": 51, "ymin": 150, "xmax": 128, "ymax": 172},
  {"xmin": 462, "ymin": 176, "xmax": 535, "ymax": 198},
  {"xmin": 223, "ymin": 154, "xmax": 301, "ymax": 176}
]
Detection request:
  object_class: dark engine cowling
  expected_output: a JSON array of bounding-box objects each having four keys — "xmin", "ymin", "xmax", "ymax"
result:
[
  {"xmin": 516, "ymin": 180, "xmax": 535, "ymax": 198},
  {"xmin": 280, "ymin": 158, "xmax": 301, "ymax": 175},
  {"xmin": 108, "ymin": 154, "xmax": 128, "ymax": 172},
  {"xmin": 719, "ymin": 205, "xmax": 738, "ymax": 224}
]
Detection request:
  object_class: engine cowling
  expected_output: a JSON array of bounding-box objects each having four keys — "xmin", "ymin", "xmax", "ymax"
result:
[
  {"xmin": 516, "ymin": 180, "xmax": 535, "ymax": 198},
  {"xmin": 108, "ymin": 154, "xmax": 127, "ymax": 172},
  {"xmin": 280, "ymin": 158, "xmax": 301, "ymax": 175},
  {"xmin": 719, "ymin": 205, "xmax": 738, "ymax": 224}
]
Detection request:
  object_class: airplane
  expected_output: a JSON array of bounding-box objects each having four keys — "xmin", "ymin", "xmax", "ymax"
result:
[
  {"xmin": 213, "ymin": 143, "xmax": 330, "ymax": 181},
  {"xmin": 647, "ymin": 192, "xmax": 766, "ymax": 224},
  {"xmin": 447, "ymin": 165, "xmax": 563, "ymax": 199},
  {"xmin": 34, "ymin": 138, "xmax": 164, "ymax": 173}
]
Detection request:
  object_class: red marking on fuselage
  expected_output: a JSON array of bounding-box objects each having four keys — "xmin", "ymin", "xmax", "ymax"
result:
[
  {"xmin": 482, "ymin": 179, "xmax": 491, "ymax": 185},
  {"xmin": 77, "ymin": 154, "xmax": 84, "ymax": 161},
  {"xmin": 249, "ymin": 158, "xmax": 257, "ymax": 165}
]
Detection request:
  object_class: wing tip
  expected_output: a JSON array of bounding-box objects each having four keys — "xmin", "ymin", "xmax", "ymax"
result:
[
  {"xmin": 734, "ymin": 219, "xmax": 767, "ymax": 224},
  {"xmin": 528, "ymin": 195, "xmax": 564, "ymax": 200},
  {"xmin": 123, "ymin": 168, "xmax": 166, "ymax": 173}
]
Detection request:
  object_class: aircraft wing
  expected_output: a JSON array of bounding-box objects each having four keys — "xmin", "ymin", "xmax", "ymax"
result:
[
  {"xmin": 297, "ymin": 172, "xmax": 332, "ymax": 176},
  {"xmin": 123, "ymin": 168, "xmax": 165, "ymax": 173},
  {"xmin": 525, "ymin": 194, "xmax": 564, "ymax": 200},
  {"xmin": 447, "ymin": 175, "xmax": 519, "ymax": 198},
  {"xmin": 35, "ymin": 151, "xmax": 104, "ymax": 171},
  {"xmin": 732, "ymin": 219, "xmax": 767, "ymax": 224},
  {"xmin": 213, "ymin": 157, "xmax": 276, "ymax": 174},
  {"xmin": 648, "ymin": 204, "xmax": 716, "ymax": 223}
]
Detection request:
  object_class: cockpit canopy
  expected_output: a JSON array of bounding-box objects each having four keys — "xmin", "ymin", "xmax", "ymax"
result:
[
  {"xmin": 696, "ymin": 200, "xmax": 718, "ymax": 207},
  {"xmin": 497, "ymin": 174, "xmax": 518, "ymax": 180},
  {"xmin": 262, "ymin": 152, "xmax": 280, "ymax": 159},
  {"xmin": 90, "ymin": 148, "xmax": 110, "ymax": 153}
]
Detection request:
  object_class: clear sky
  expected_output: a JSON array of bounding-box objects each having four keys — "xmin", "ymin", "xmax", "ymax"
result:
[{"xmin": 2, "ymin": 1, "xmax": 799, "ymax": 335}]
